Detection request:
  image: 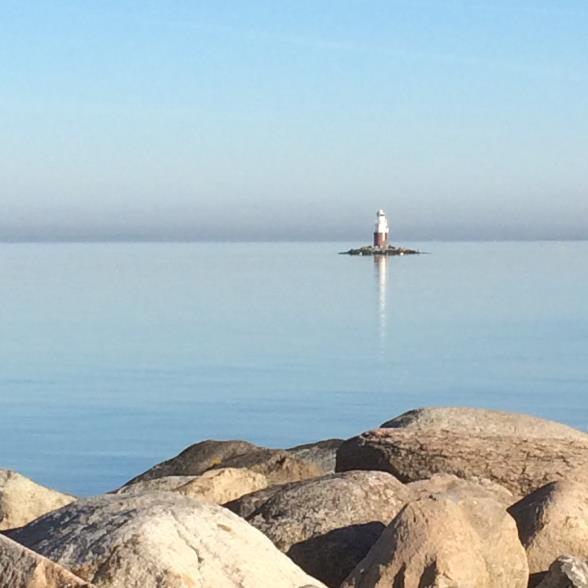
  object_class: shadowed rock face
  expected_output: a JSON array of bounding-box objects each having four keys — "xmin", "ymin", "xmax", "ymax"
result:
[
  {"xmin": 0, "ymin": 534, "xmax": 94, "ymax": 587},
  {"xmin": 341, "ymin": 493, "xmax": 528, "ymax": 588},
  {"xmin": 7, "ymin": 492, "xmax": 326, "ymax": 588},
  {"xmin": 287, "ymin": 522, "xmax": 385, "ymax": 586},
  {"xmin": 535, "ymin": 556, "xmax": 588, "ymax": 588},
  {"xmin": 225, "ymin": 482, "xmax": 293, "ymax": 519},
  {"xmin": 123, "ymin": 439, "xmax": 324, "ymax": 489},
  {"xmin": 509, "ymin": 478, "xmax": 588, "ymax": 585},
  {"xmin": 0, "ymin": 469, "xmax": 75, "ymax": 531},
  {"xmin": 336, "ymin": 428, "xmax": 588, "ymax": 497},
  {"xmin": 228, "ymin": 471, "xmax": 411, "ymax": 587},
  {"xmin": 380, "ymin": 407, "xmax": 588, "ymax": 442}
]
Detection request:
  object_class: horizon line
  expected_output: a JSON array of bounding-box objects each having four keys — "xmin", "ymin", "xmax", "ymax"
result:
[{"xmin": 1, "ymin": 238, "xmax": 587, "ymax": 244}]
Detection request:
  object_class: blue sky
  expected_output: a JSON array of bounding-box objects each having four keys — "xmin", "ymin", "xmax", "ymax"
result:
[{"xmin": 1, "ymin": 1, "xmax": 587, "ymax": 240}]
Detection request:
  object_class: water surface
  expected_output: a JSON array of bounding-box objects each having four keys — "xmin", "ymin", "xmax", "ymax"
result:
[{"xmin": 0, "ymin": 241, "xmax": 586, "ymax": 495}]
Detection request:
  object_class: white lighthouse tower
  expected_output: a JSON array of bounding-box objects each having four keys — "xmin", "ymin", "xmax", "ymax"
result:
[{"xmin": 373, "ymin": 209, "xmax": 390, "ymax": 248}]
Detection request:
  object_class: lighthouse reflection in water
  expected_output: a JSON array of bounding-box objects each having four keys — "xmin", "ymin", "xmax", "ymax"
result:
[{"xmin": 374, "ymin": 254, "xmax": 388, "ymax": 354}]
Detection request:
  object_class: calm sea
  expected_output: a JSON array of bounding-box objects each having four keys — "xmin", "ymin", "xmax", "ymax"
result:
[{"xmin": 0, "ymin": 241, "xmax": 586, "ymax": 495}]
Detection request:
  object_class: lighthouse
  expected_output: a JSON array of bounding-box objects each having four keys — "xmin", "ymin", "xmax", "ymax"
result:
[
  {"xmin": 373, "ymin": 209, "xmax": 390, "ymax": 248},
  {"xmin": 340, "ymin": 209, "xmax": 420, "ymax": 255}
]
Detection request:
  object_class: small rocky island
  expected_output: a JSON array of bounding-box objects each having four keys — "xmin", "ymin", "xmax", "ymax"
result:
[
  {"xmin": 340, "ymin": 244, "xmax": 422, "ymax": 256},
  {"xmin": 341, "ymin": 209, "xmax": 423, "ymax": 256}
]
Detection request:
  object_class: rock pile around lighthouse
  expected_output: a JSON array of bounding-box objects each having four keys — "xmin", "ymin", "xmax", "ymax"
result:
[{"xmin": 2, "ymin": 407, "xmax": 588, "ymax": 587}]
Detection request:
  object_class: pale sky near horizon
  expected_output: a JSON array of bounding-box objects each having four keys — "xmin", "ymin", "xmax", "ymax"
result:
[{"xmin": 1, "ymin": 1, "xmax": 587, "ymax": 241}]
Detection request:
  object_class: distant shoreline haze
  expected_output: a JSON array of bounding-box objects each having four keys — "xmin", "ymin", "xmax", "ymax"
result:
[
  {"xmin": 0, "ymin": 216, "xmax": 588, "ymax": 245},
  {"xmin": 1, "ymin": 225, "xmax": 587, "ymax": 243}
]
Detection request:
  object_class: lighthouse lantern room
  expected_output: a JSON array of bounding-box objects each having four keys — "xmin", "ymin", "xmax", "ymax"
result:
[{"xmin": 373, "ymin": 209, "xmax": 390, "ymax": 248}]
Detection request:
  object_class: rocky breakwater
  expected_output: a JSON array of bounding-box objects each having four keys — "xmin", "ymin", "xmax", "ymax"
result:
[{"xmin": 3, "ymin": 408, "xmax": 588, "ymax": 587}]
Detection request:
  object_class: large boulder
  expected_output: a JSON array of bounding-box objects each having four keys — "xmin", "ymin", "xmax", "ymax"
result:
[
  {"xmin": 0, "ymin": 469, "xmax": 75, "ymax": 531},
  {"xmin": 8, "ymin": 493, "xmax": 325, "ymax": 588},
  {"xmin": 286, "ymin": 439, "xmax": 343, "ymax": 474},
  {"xmin": 0, "ymin": 533, "xmax": 93, "ymax": 587},
  {"xmin": 381, "ymin": 407, "xmax": 588, "ymax": 442},
  {"xmin": 509, "ymin": 479, "xmax": 588, "ymax": 584},
  {"xmin": 228, "ymin": 471, "xmax": 411, "ymax": 587},
  {"xmin": 341, "ymin": 494, "xmax": 528, "ymax": 588},
  {"xmin": 175, "ymin": 467, "xmax": 268, "ymax": 503},
  {"xmin": 536, "ymin": 556, "xmax": 588, "ymax": 588},
  {"xmin": 124, "ymin": 440, "xmax": 322, "ymax": 488},
  {"xmin": 336, "ymin": 427, "xmax": 588, "ymax": 497}
]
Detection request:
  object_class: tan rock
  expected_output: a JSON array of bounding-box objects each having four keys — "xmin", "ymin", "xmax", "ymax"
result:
[
  {"xmin": 230, "ymin": 471, "xmax": 410, "ymax": 587},
  {"xmin": 342, "ymin": 494, "xmax": 528, "ymax": 588},
  {"xmin": 509, "ymin": 479, "xmax": 588, "ymax": 583},
  {"xmin": 0, "ymin": 470, "xmax": 75, "ymax": 531},
  {"xmin": 175, "ymin": 467, "xmax": 268, "ymax": 503},
  {"xmin": 411, "ymin": 476, "xmax": 525, "ymax": 586},
  {"xmin": 336, "ymin": 428, "xmax": 588, "ymax": 497},
  {"xmin": 341, "ymin": 496, "xmax": 489, "ymax": 587},
  {"xmin": 0, "ymin": 533, "xmax": 93, "ymax": 587},
  {"xmin": 8, "ymin": 492, "xmax": 326, "ymax": 588}
]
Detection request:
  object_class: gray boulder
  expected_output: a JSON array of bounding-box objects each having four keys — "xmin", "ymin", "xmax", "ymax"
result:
[
  {"xmin": 381, "ymin": 407, "xmax": 588, "ymax": 442},
  {"xmin": 536, "ymin": 556, "xmax": 588, "ymax": 588},
  {"xmin": 0, "ymin": 533, "xmax": 93, "ymax": 587},
  {"xmin": 8, "ymin": 492, "xmax": 325, "ymax": 588},
  {"xmin": 229, "ymin": 471, "xmax": 411, "ymax": 587},
  {"xmin": 336, "ymin": 427, "xmax": 588, "ymax": 497},
  {"xmin": 0, "ymin": 469, "xmax": 75, "ymax": 531}
]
